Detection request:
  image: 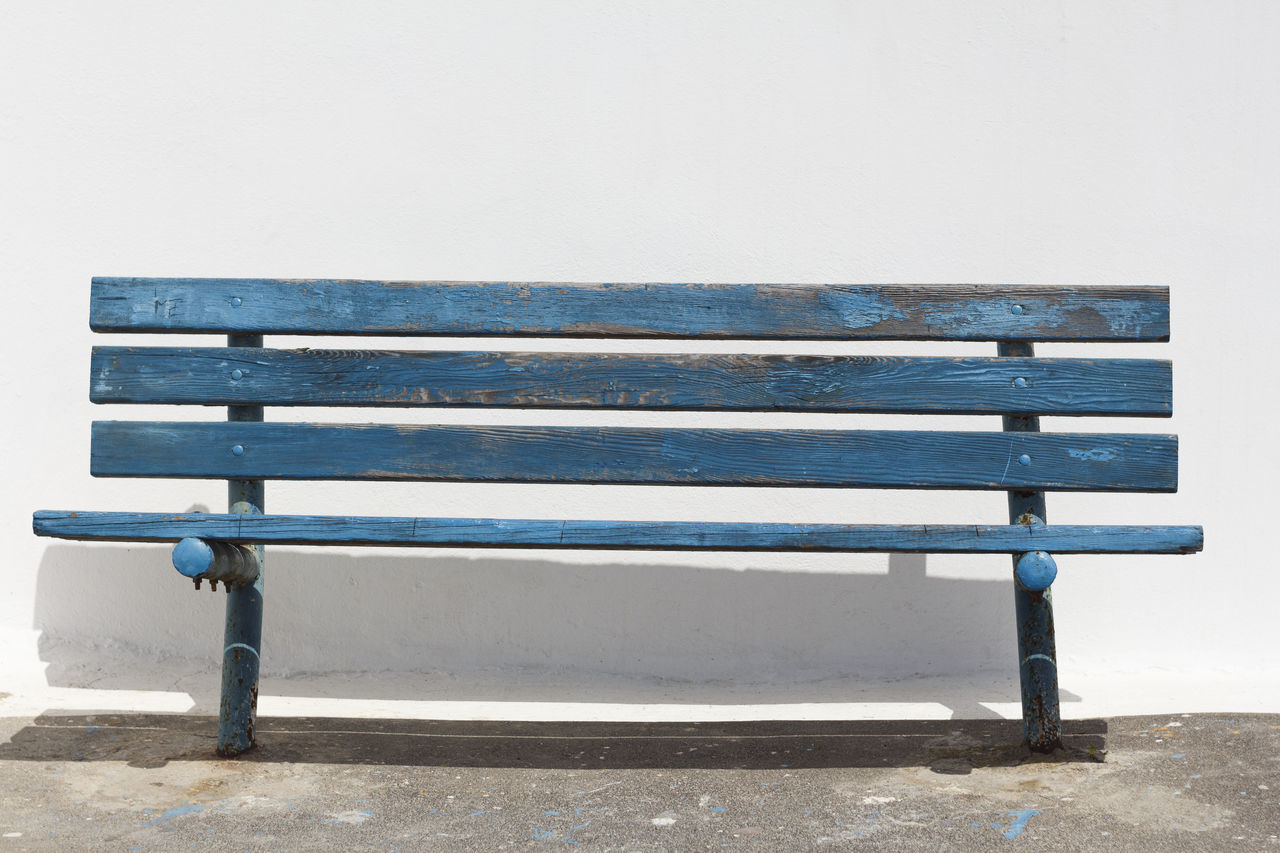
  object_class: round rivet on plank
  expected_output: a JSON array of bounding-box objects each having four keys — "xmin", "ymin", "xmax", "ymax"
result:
[
  {"xmin": 1016, "ymin": 551, "xmax": 1058, "ymax": 592},
  {"xmin": 231, "ymin": 369, "xmax": 244, "ymax": 381},
  {"xmin": 1019, "ymin": 454, "xmax": 1031, "ymax": 465},
  {"xmin": 1011, "ymin": 304, "xmax": 1025, "ymax": 315},
  {"xmin": 232, "ymin": 445, "xmax": 244, "ymax": 456},
  {"xmin": 1013, "ymin": 377, "xmax": 1028, "ymax": 388},
  {"xmin": 231, "ymin": 297, "xmax": 243, "ymax": 307}
]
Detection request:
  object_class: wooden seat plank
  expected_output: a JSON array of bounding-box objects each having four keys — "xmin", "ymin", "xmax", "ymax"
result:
[{"xmin": 32, "ymin": 511, "xmax": 1204, "ymax": 554}]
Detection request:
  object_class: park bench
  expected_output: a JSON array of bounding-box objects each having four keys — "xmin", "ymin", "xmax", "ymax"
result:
[{"xmin": 33, "ymin": 278, "xmax": 1203, "ymax": 756}]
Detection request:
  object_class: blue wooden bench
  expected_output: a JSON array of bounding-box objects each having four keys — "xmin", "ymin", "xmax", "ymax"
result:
[{"xmin": 33, "ymin": 278, "xmax": 1203, "ymax": 756}]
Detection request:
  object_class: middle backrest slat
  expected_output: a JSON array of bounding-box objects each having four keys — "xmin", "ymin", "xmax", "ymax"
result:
[
  {"xmin": 90, "ymin": 422, "xmax": 1179, "ymax": 492},
  {"xmin": 91, "ymin": 347, "xmax": 1173, "ymax": 417}
]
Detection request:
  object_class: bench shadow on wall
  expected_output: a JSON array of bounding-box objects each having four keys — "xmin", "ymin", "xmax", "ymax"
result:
[{"xmin": 32, "ymin": 543, "xmax": 1080, "ymax": 723}]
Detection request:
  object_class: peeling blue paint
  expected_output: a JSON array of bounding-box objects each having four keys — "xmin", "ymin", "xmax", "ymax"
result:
[
  {"xmin": 1067, "ymin": 447, "xmax": 1118, "ymax": 461},
  {"xmin": 820, "ymin": 289, "xmax": 908, "ymax": 330}
]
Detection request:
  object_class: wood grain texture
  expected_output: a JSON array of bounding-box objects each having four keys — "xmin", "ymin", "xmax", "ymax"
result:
[
  {"xmin": 89, "ymin": 278, "xmax": 1171, "ymax": 341},
  {"xmin": 90, "ymin": 347, "xmax": 1174, "ymax": 416},
  {"xmin": 89, "ymin": 422, "xmax": 1179, "ymax": 492},
  {"xmin": 32, "ymin": 511, "xmax": 1204, "ymax": 554}
]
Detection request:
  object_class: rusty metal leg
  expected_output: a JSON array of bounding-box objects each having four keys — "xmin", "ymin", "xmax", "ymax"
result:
[
  {"xmin": 1012, "ymin": 547, "xmax": 1060, "ymax": 751},
  {"xmin": 1000, "ymin": 341, "xmax": 1063, "ymax": 753},
  {"xmin": 219, "ymin": 333, "xmax": 264, "ymax": 757}
]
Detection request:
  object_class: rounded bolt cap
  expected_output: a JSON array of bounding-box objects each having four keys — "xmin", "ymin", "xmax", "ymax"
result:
[
  {"xmin": 231, "ymin": 369, "xmax": 244, "ymax": 381},
  {"xmin": 1018, "ymin": 454, "xmax": 1031, "ymax": 465},
  {"xmin": 231, "ymin": 296, "xmax": 243, "ymax": 307},
  {"xmin": 173, "ymin": 537, "xmax": 214, "ymax": 578},
  {"xmin": 1013, "ymin": 377, "xmax": 1028, "ymax": 388},
  {"xmin": 231, "ymin": 444, "xmax": 244, "ymax": 456},
  {"xmin": 1011, "ymin": 304, "xmax": 1025, "ymax": 315},
  {"xmin": 1016, "ymin": 550, "xmax": 1058, "ymax": 592}
]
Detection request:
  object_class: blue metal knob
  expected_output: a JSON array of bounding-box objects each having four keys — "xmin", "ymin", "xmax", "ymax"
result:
[{"xmin": 1015, "ymin": 551, "xmax": 1058, "ymax": 592}]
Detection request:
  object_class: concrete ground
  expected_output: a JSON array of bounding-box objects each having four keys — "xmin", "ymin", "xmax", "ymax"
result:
[{"xmin": 0, "ymin": 712, "xmax": 1275, "ymax": 851}]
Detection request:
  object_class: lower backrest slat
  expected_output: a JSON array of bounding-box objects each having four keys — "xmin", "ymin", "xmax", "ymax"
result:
[{"xmin": 90, "ymin": 422, "xmax": 1179, "ymax": 492}]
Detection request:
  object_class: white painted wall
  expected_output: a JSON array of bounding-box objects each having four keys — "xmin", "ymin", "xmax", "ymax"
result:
[{"xmin": 2, "ymin": 1, "xmax": 1276, "ymax": 718}]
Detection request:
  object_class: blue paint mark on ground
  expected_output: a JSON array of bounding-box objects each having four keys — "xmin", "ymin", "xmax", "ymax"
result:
[
  {"xmin": 709, "ymin": 806, "xmax": 726, "ymax": 813},
  {"xmin": 141, "ymin": 804, "xmax": 202, "ymax": 827},
  {"xmin": 1171, "ymin": 753, "xmax": 1186, "ymax": 759},
  {"xmin": 1003, "ymin": 809, "xmax": 1039, "ymax": 839}
]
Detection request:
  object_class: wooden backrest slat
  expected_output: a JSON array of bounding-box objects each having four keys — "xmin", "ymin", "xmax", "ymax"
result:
[
  {"xmin": 90, "ymin": 346, "xmax": 1174, "ymax": 416},
  {"xmin": 90, "ymin": 278, "xmax": 1171, "ymax": 341},
  {"xmin": 90, "ymin": 422, "xmax": 1179, "ymax": 492}
]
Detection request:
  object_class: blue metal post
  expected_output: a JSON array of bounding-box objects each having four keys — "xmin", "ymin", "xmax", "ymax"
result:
[
  {"xmin": 219, "ymin": 332, "xmax": 264, "ymax": 756},
  {"xmin": 999, "ymin": 341, "xmax": 1063, "ymax": 752}
]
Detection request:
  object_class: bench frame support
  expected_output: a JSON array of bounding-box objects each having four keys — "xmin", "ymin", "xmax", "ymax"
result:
[
  {"xmin": 218, "ymin": 333, "xmax": 265, "ymax": 757},
  {"xmin": 1000, "ymin": 341, "xmax": 1063, "ymax": 752}
]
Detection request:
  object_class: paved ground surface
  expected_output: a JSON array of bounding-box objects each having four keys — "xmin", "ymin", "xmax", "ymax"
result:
[{"xmin": 0, "ymin": 712, "xmax": 1275, "ymax": 850}]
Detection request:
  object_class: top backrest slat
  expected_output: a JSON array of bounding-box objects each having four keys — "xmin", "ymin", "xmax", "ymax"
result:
[{"xmin": 90, "ymin": 278, "xmax": 1171, "ymax": 341}]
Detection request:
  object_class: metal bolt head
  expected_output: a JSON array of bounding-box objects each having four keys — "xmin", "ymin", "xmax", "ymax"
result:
[
  {"xmin": 231, "ymin": 369, "xmax": 244, "ymax": 381},
  {"xmin": 1013, "ymin": 377, "xmax": 1028, "ymax": 389},
  {"xmin": 1011, "ymin": 304, "xmax": 1025, "ymax": 315},
  {"xmin": 231, "ymin": 444, "xmax": 244, "ymax": 456},
  {"xmin": 1018, "ymin": 454, "xmax": 1032, "ymax": 465},
  {"xmin": 231, "ymin": 296, "xmax": 243, "ymax": 307}
]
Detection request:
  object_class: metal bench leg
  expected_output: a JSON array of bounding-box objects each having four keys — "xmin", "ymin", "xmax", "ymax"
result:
[
  {"xmin": 1012, "ymin": 549, "xmax": 1060, "ymax": 751},
  {"xmin": 1000, "ymin": 342, "xmax": 1063, "ymax": 753},
  {"xmin": 219, "ymin": 334, "xmax": 265, "ymax": 757}
]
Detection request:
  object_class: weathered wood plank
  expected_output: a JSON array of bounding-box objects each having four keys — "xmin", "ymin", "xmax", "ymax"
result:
[
  {"xmin": 89, "ymin": 279, "xmax": 1171, "ymax": 341},
  {"xmin": 32, "ymin": 511, "xmax": 1205, "ymax": 554},
  {"xmin": 89, "ymin": 422, "xmax": 1179, "ymax": 492},
  {"xmin": 90, "ymin": 347, "xmax": 1174, "ymax": 416}
]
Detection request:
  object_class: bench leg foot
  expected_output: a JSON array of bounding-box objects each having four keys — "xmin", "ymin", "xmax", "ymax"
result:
[
  {"xmin": 1015, "ymin": 582, "xmax": 1062, "ymax": 752},
  {"xmin": 217, "ymin": 555, "xmax": 263, "ymax": 757}
]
